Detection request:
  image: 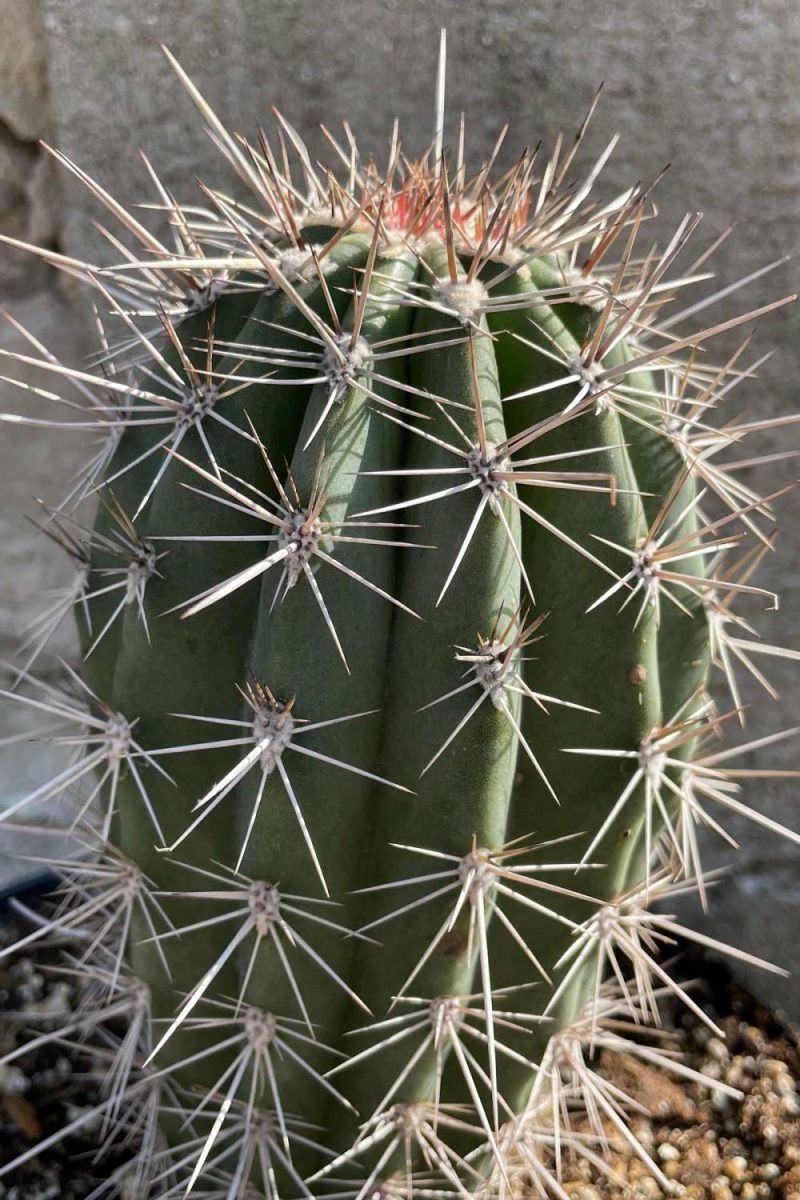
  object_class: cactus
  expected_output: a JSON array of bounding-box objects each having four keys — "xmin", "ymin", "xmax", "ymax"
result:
[{"xmin": 1, "ymin": 34, "xmax": 798, "ymax": 1200}]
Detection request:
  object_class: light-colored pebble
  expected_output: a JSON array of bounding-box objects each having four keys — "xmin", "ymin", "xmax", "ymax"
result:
[
  {"xmin": 724, "ymin": 1154, "xmax": 749, "ymax": 1181},
  {"xmin": 707, "ymin": 1037, "xmax": 729, "ymax": 1062}
]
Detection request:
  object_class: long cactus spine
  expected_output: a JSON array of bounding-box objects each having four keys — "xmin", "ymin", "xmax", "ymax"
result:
[{"xmin": 1, "ymin": 36, "xmax": 798, "ymax": 1200}]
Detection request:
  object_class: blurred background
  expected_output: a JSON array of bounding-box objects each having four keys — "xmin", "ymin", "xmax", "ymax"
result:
[{"xmin": 1, "ymin": 0, "xmax": 798, "ymax": 1018}]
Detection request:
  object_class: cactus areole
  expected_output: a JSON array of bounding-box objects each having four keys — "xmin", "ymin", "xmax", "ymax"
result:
[{"xmin": 1, "ymin": 35, "xmax": 798, "ymax": 1200}]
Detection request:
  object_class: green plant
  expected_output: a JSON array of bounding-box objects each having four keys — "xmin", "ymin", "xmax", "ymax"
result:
[{"xmin": 1, "ymin": 35, "xmax": 798, "ymax": 1200}]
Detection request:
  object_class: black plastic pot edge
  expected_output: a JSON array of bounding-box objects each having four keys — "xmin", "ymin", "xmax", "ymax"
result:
[{"xmin": 0, "ymin": 870, "xmax": 60, "ymax": 912}]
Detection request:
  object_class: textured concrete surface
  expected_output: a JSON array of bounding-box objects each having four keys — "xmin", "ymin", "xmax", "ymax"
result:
[
  {"xmin": 0, "ymin": 1, "xmax": 92, "ymax": 888},
  {"xmin": 1, "ymin": 0, "xmax": 798, "ymax": 1016}
]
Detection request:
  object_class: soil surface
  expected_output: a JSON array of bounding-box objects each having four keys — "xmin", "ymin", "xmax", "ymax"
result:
[{"xmin": 548, "ymin": 957, "xmax": 800, "ymax": 1198}]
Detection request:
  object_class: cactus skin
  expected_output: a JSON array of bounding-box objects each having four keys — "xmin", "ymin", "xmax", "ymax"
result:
[{"xmin": 1, "ymin": 43, "xmax": 798, "ymax": 1200}]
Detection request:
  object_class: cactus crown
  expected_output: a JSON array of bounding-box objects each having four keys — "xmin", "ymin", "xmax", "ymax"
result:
[{"xmin": 1, "ymin": 32, "xmax": 798, "ymax": 1200}]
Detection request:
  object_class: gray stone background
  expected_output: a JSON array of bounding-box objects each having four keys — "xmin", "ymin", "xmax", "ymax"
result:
[{"xmin": 1, "ymin": 0, "xmax": 799, "ymax": 1018}]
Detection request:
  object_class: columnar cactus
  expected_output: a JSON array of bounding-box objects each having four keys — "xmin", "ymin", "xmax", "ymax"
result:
[{"xmin": 1, "ymin": 38, "xmax": 798, "ymax": 1200}]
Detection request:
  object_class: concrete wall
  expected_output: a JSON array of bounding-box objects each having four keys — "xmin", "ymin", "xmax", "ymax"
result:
[{"xmin": 1, "ymin": 0, "xmax": 799, "ymax": 1018}]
